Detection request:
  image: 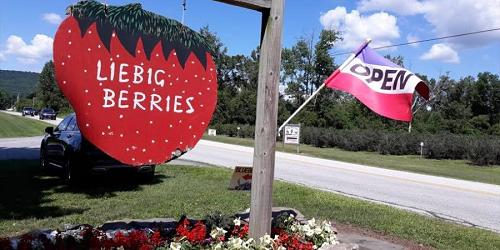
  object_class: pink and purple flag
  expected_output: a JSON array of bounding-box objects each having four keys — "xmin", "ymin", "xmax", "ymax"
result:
[{"xmin": 325, "ymin": 45, "xmax": 430, "ymax": 122}]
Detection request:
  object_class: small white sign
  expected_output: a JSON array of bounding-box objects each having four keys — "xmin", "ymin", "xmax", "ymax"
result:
[
  {"xmin": 284, "ymin": 124, "xmax": 300, "ymax": 144},
  {"xmin": 208, "ymin": 129, "xmax": 217, "ymax": 136}
]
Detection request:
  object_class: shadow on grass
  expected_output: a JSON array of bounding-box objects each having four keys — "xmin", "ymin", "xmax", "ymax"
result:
[{"xmin": 0, "ymin": 158, "xmax": 169, "ymax": 220}]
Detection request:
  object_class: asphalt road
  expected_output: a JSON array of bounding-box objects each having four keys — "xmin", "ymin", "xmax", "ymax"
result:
[{"xmin": 1, "ymin": 126, "xmax": 499, "ymax": 233}]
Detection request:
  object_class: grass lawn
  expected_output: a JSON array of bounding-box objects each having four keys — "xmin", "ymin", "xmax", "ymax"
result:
[
  {"xmin": 0, "ymin": 112, "xmax": 48, "ymax": 138},
  {"xmin": 203, "ymin": 135, "xmax": 500, "ymax": 186},
  {"xmin": 0, "ymin": 160, "xmax": 499, "ymax": 249}
]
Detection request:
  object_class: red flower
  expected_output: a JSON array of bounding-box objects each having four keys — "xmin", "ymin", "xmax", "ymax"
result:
[
  {"xmin": 0, "ymin": 237, "xmax": 12, "ymax": 250},
  {"xmin": 150, "ymin": 231, "xmax": 163, "ymax": 246},
  {"xmin": 176, "ymin": 219, "xmax": 207, "ymax": 244},
  {"xmin": 113, "ymin": 231, "xmax": 131, "ymax": 249}
]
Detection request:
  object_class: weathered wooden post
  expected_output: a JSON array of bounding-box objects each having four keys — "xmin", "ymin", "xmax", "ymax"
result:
[{"xmin": 214, "ymin": 0, "xmax": 284, "ymax": 238}]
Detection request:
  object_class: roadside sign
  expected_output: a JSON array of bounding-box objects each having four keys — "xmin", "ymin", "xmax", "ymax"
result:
[
  {"xmin": 208, "ymin": 129, "xmax": 217, "ymax": 136},
  {"xmin": 284, "ymin": 124, "xmax": 300, "ymax": 144},
  {"xmin": 229, "ymin": 166, "xmax": 252, "ymax": 190}
]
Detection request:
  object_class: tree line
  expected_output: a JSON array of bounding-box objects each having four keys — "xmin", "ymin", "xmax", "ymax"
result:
[{"xmin": 2, "ymin": 27, "xmax": 498, "ymax": 136}]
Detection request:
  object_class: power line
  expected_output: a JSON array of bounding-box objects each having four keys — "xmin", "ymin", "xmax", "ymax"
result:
[{"xmin": 331, "ymin": 27, "xmax": 500, "ymax": 56}]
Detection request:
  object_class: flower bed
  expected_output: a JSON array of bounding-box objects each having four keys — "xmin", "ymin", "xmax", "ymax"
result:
[{"xmin": 0, "ymin": 211, "xmax": 338, "ymax": 249}]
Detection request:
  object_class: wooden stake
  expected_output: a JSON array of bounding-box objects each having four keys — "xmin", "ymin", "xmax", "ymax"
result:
[{"xmin": 249, "ymin": 0, "xmax": 284, "ymax": 239}]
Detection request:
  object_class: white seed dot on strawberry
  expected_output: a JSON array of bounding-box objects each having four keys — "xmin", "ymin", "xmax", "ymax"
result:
[
  {"xmin": 164, "ymin": 139, "xmax": 169, "ymax": 143},
  {"xmin": 176, "ymin": 78, "xmax": 179, "ymax": 81},
  {"xmin": 169, "ymin": 82, "xmax": 173, "ymax": 86},
  {"xmin": 202, "ymin": 77, "xmax": 206, "ymax": 80},
  {"xmin": 184, "ymin": 80, "xmax": 188, "ymax": 83},
  {"xmin": 136, "ymin": 130, "xmax": 139, "ymax": 134},
  {"xmin": 128, "ymin": 85, "xmax": 131, "ymax": 88},
  {"xmin": 169, "ymin": 124, "xmax": 173, "ymax": 128},
  {"xmin": 153, "ymin": 88, "xmax": 156, "ymax": 92},
  {"xmin": 99, "ymin": 83, "xmax": 103, "ymax": 86},
  {"xmin": 142, "ymin": 149, "xmax": 146, "ymax": 152},
  {"xmin": 179, "ymin": 120, "xmax": 182, "ymax": 123},
  {"xmin": 68, "ymin": 29, "xmax": 71, "ymax": 33},
  {"xmin": 195, "ymin": 75, "xmax": 198, "ymax": 78},
  {"xmin": 98, "ymin": 45, "xmax": 101, "ymax": 48},
  {"xmin": 193, "ymin": 135, "xmax": 196, "ymax": 138},
  {"xmin": 84, "ymin": 69, "xmax": 87, "ymax": 73},
  {"xmin": 67, "ymin": 55, "xmax": 71, "ymax": 58},
  {"xmin": 120, "ymin": 134, "xmax": 124, "ymax": 138},
  {"xmin": 210, "ymin": 68, "xmax": 214, "ymax": 71},
  {"xmin": 119, "ymin": 114, "xmax": 123, "ymax": 119},
  {"xmin": 181, "ymin": 90, "xmax": 185, "ymax": 94},
  {"xmin": 168, "ymin": 74, "xmax": 171, "ymax": 78},
  {"xmin": 198, "ymin": 92, "xmax": 202, "ymax": 95},
  {"xmin": 101, "ymin": 132, "xmax": 105, "ymax": 135},
  {"xmin": 209, "ymin": 80, "xmax": 212, "ymax": 83},
  {"xmin": 112, "ymin": 33, "xmax": 116, "ymax": 37},
  {"xmin": 107, "ymin": 125, "xmax": 111, "ymax": 129},
  {"xmin": 85, "ymin": 89, "xmax": 88, "ymax": 93},
  {"xmin": 87, "ymin": 102, "xmax": 91, "ymax": 106},
  {"xmin": 180, "ymin": 142, "xmax": 183, "ymax": 145},
  {"xmin": 149, "ymin": 120, "xmax": 153, "ymax": 124},
  {"xmin": 88, "ymin": 48, "xmax": 91, "ymax": 52},
  {"xmin": 189, "ymin": 125, "xmax": 192, "ymax": 129},
  {"xmin": 132, "ymin": 158, "xmax": 135, "ymax": 161},
  {"xmin": 68, "ymin": 41, "xmax": 72, "ymax": 45},
  {"xmin": 140, "ymin": 62, "xmax": 144, "ymax": 66},
  {"xmin": 191, "ymin": 61, "xmax": 195, "ymax": 64},
  {"xmin": 155, "ymin": 53, "xmax": 159, "ymax": 57},
  {"xmin": 207, "ymin": 87, "xmax": 211, "ymax": 90},
  {"xmin": 149, "ymin": 159, "xmax": 152, "ymax": 163},
  {"xmin": 201, "ymin": 122, "xmax": 205, "ymax": 125},
  {"xmin": 126, "ymin": 148, "xmax": 130, "ymax": 151},
  {"xmin": 137, "ymin": 50, "xmax": 141, "ymax": 53},
  {"xmin": 86, "ymin": 123, "xmax": 90, "ymax": 127},
  {"xmin": 200, "ymin": 104, "xmax": 204, "ymax": 107},
  {"xmin": 88, "ymin": 30, "xmax": 92, "ymax": 34},
  {"xmin": 63, "ymin": 81, "xmax": 67, "ymax": 84},
  {"xmin": 116, "ymin": 54, "xmax": 120, "ymax": 58},
  {"xmin": 151, "ymin": 140, "xmax": 155, "ymax": 143},
  {"xmin": 172, "ymin": 64, "xmax": 176, "ymax": 67},
  {"xmin": 110, "ymin": 58, "xmax": 113, "ymax": 61},
  {"xmin": 61, "ymin": 62, "xmax": 65, "ymax": 66}
]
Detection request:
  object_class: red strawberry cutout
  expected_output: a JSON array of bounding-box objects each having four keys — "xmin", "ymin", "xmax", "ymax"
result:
[{"xmin": 53, "ymin": 1, "xmax": 217, "ymax": 166}]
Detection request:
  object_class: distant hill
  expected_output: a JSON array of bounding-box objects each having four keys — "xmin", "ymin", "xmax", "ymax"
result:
[{"xmin": 0, "ymin": 70, "xmax": 39, "ymax": 97}]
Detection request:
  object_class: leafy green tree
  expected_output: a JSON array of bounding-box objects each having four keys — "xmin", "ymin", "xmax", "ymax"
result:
[
  {"xmin": 0, "ymin": 88, "xmax": 13, "ymax": 109},
  {"xmin": 36, "ymin": 61, "xmax": 71, "ymax": 112}
]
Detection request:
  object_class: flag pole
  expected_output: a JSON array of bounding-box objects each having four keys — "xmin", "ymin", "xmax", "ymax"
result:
[{"xmin": 278, "ymin": 38, "xmax": 372, "ymax": 135}]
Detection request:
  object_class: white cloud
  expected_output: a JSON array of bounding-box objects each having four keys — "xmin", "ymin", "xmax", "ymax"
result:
[
  {"xmin": 356, "ymin": 0, "xmax": 500, "ymax": 49},
  {"xmin": 0, "ymin": 52, "xmax": 5, "ymax": 61},
  {"xmin": 320, "ymin": 7, "xmax": 400, "ymax": 50},
  {"xmin": 42, "ymin": 13, "xmax": 62, "ymax": 25},
  {"xmin": 357, "ymin": 0, "xmax": 426, "ymax": 15},
  {"xmin": 420, "ymin": 43, "xmax": 459, "ymax": 63},
  {"xmin": 3, "ymin": 34, "xmax": 53, "ymax": 64},
  {"xmin": 406, "ymin": 34, "xmax": 419, "ymax": 47}
]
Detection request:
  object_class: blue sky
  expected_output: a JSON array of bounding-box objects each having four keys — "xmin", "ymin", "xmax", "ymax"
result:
[{"xmin": 1, "ymin": 0, "xmax": 499, "ymax": 80}]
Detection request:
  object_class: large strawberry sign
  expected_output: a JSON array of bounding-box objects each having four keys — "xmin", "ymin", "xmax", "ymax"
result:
[{"xmin": 53, "ymin": 1, "xmax": 217, "ymax": 166}]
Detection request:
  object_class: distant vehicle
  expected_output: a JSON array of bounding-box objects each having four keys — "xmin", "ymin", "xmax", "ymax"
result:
[
  {"xmin": 39, "ymin": 108, "xmax": 57, "ymax": 120},
  {"xmin": 22, "ymin": 107, "xmax": 35, "ymax": 116},
  {"xmin": 40, "ymin": 113, "xmax": 155, "ymax": 183}
]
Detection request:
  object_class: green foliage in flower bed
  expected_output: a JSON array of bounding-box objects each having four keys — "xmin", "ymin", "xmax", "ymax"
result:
[
  {"xmin": 0, "ymin": 160, "xmax": 499, "ymax": 249},
  {"xmin": 211, "ymin": 124, "xmax": 500, "ymax": 166}
]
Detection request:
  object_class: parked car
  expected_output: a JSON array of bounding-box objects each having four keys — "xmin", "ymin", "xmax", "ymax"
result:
[
  {"xmin": 39, "ymin": 108, "xmax": 57, "ymax": 120},
  {"xmin": 40, "ymin": 113, "xmax": 155, "ymax": 183},
  {"xmin": 22, "ymin": 107, "xmax": 35, "ymax": 116}
]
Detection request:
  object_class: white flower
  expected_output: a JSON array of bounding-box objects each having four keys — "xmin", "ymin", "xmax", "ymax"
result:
[
  {"xmin": 227, "ymin": 237, "xmax": 244, "ymax": 248},
  {"xmin": 169, "ymin": 242, "xmax": 182, "ymax": 250},
  {"xmin": 307, "ymin": 218, "xmax": 316, "ymax": 227},
  {"xmin": 210, "ymin": 227, "xmax": 228, "ymax": 239},
  {"xmin": 234, "ymin": 217, "xmax": 241, "ymax": 226}
]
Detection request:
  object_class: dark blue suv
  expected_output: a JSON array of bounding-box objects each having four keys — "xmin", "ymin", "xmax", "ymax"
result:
[{"xmin": 40, "ymin": 113, "xmax": 155, "ymax": 183}]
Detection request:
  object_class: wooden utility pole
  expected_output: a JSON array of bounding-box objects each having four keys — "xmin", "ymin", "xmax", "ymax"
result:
[{"xmin": 213, "ymin": 0, "xmax": 284, "ymax": 238}]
